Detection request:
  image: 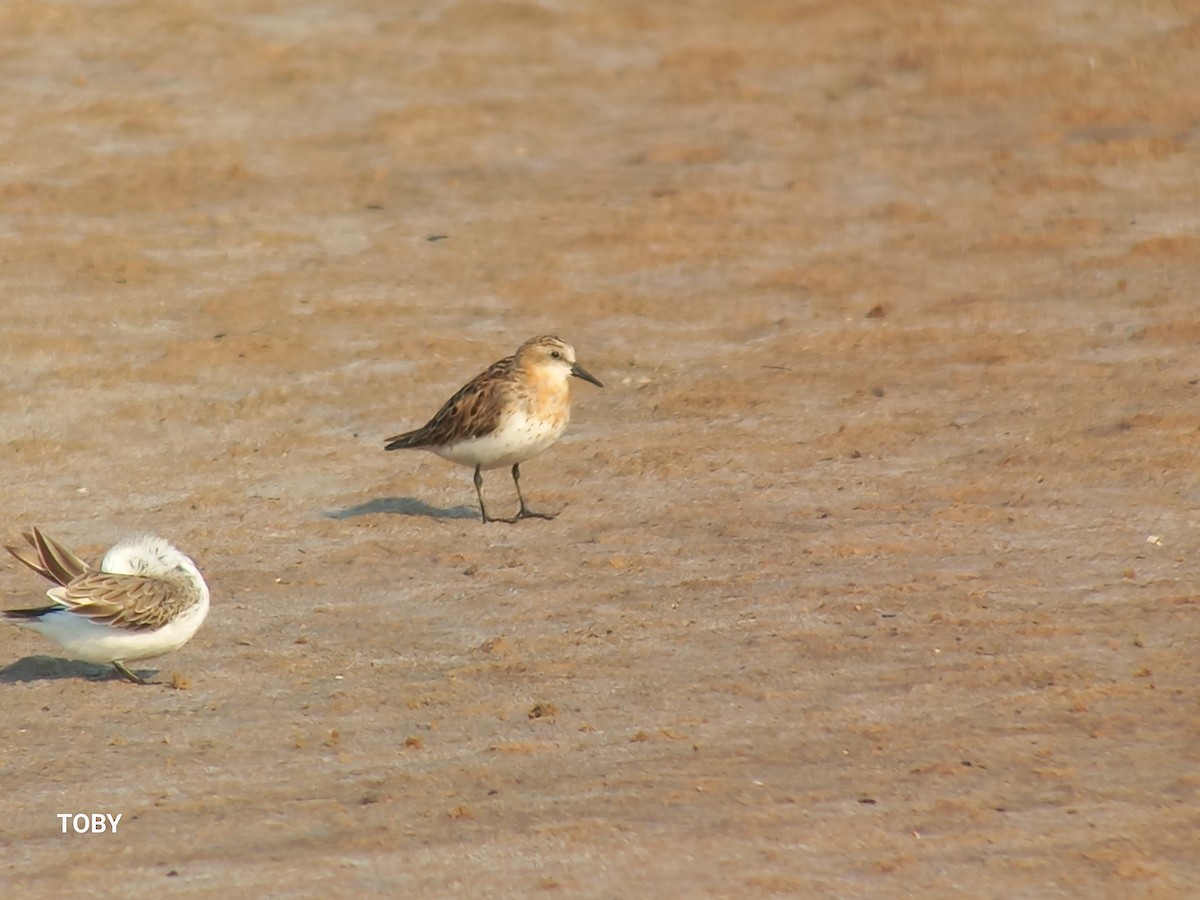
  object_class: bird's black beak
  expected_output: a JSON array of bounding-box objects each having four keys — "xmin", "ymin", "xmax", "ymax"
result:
[{"xmin": 570, "ymin": 363, "xmax": 604, "ymax": 388}]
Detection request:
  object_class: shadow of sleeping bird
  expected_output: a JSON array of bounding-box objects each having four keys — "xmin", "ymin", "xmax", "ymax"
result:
[
  {"xmin": 323, "ymin": 497, "xmax": 478, "ymax": 521},
  {"xmin": 0, "ymin": 655, "xmax": 155, "ymax": 684}
]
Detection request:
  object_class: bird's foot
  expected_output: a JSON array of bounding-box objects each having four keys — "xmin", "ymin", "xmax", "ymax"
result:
[
  {"xmin": 112, "ymin": 661, "xmax": 149, "ymax": 684},
  {"xmin": 480, "ymin": 509, "xmax": 518, "ymax": 524}
]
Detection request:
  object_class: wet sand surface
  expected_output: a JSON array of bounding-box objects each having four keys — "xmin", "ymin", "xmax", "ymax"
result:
[{"xmin": 2, "ymin": 0, "xmax": 1199, "ymax": 895}]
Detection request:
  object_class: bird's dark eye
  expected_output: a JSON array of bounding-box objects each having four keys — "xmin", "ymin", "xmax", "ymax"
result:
[{"xmin": 550, "ymin": 350, "xmax": 561, "ymax": 359}]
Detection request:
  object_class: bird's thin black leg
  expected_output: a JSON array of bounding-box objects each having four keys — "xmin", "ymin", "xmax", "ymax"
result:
[
  {"xmin": 112, "ymin": 661, "xmax": 147, "ymax": 684},
  {"xmin": 474, "ymin": 465, "xmax": 516, "ymax": 523},
  {"xmin": 512, "ymin": 464, "xmax": 557, "ymax": 520},
  {"xmin": 474, "ymin": 465, "xmax": 493, "ymax": 523}
]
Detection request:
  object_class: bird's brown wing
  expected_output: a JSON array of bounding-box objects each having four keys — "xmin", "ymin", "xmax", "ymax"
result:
[
  {"xmin": 385, "ymin": 355, "xmax": 515, "ymax": 450},
  {"xmin": 48, "ymin": 572, "xmax": 190, "ymax": 632},
  {"xmin": 6, "ymin": 527, "xmax": 91, "ymax": 587}
]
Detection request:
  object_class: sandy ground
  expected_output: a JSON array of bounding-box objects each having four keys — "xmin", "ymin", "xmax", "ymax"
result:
[{"xmin": 2, "ymin": 0, "xmax": 1199, "ymax": 895}]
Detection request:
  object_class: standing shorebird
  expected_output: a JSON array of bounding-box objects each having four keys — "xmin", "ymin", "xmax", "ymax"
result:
[
  {"xmin": 385, "ymin": 335, "xmax": 604, "ymax": 523},
  {"xmin": 2, "ymin": 527, "xmax": 210, "ymax": 684}
]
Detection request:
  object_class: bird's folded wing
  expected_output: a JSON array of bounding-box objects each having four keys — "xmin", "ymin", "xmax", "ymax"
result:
[
  {"xmin": 389, "ymin": 357, "xmax": 513, "ymax": 448},
  {"xmin": 48, "ymin": 573, "xmax": 186, "ymax": 631}
]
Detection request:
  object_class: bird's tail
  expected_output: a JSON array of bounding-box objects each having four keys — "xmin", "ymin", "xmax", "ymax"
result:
[
  {"xmin": 384, "ymin": 429, "xmax": 428, "ymax": 451},
  {"xmin": 2, "ymin": 605, "xmax": 58, "ymax": 620}
]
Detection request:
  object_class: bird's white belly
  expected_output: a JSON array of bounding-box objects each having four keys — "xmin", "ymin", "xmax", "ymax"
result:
[
  {"xmin": 17, "ymin": 602, "xmax": 208, "ymax": 663},
  {"xmin": 434, "ymin": 408, "xmax": 569, "ymax": 470}
]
